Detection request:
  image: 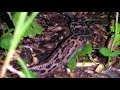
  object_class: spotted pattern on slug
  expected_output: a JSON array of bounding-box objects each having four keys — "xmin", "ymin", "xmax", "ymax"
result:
[
  {"xmin": 28, "ymin": 21, "xmax": 93, "ymax": 75},
  {"xmin": 28, "ymin": 34, "xmax": 92, "ymax": 75}
]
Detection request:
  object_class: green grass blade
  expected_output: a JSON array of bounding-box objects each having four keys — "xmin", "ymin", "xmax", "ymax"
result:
[{"xmin": 0, "ymin": 12, "xmax": 39, "ymax": 77}]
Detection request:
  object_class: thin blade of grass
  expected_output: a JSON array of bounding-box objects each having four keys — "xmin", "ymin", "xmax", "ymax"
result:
[
  {"xmin": 0, "ymin": 12, "xmax": 39, "ymax": 78},
  {"xmin": 17, "ymin": 57, "xmax": 36, "ymax": 78}
]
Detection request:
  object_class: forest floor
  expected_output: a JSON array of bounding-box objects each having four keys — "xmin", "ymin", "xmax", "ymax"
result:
[{"xmin": 1, "ymin": 12, "xmax": 120, "ymax": 78}]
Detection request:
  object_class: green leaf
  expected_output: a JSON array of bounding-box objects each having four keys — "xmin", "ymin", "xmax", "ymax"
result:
[
  {"xmin": 23, "ymin": 21, "xmax": 43, "ymax": 37},
  {"xmin": 67, "ymin": 59, "xmax": 77, "ymax": 70},
  {"xmin": 67, "ymin": 44, "xmax": 92, "ymax": 70},
  {"xmin": 0, "ymin": 28, "xmax": 14, "ymax": 50},
  {"xmin": 67, "ymin": 50, "xmax": 79, "ymax": 70},
  {"xmin": 12, "ymin": 12, "xmax": 43, "ymax": 37},
  {"xmin": 110, "ymin": 23, "xmax": 120, "ymax": 32},
  {"xmin": 78, "ymin": 44, "xmax": 92, "ymax": 56},
  {"xmin": 99, "ymin": 48, "xmax": 111, "ymax": 57},
  {"xmin": 82, "ymin": 44, "xmax": 92, "ymax": 54},
  {"xmin": 67, "ymin": 49, "xmax": 81, "ymax": 70},
  {"xmin": 111, "ymin": 50, "xmax": 120, "ymax": 57},
  {"xmin": 110, "ymin": 23, "xmax": 120, "ymax": 46},
  {"xmin": 99, "ymin": 48, "xmax": 120, "ymax": 57},
  {"xmin": 113, "ymin": 34, "xmax": 120, "ymax": 45},
  {"xmin": 116, "ymin": 22, "xmax": 120, "ymax": 31},
  {"xmin": 0, "ymin": 33, "xmax": 13, "ymax": 50}
]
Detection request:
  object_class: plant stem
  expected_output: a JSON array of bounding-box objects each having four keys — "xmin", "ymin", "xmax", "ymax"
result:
[
  {"xmin": 111, "ymin": 12, "xmax": 119, "ymax": 50},
  {"xmin": 17, "ymin": 57, "xmax": 32, "ymax": 78},
  {"xmin": 0, "ymin": 13, "xmax": 28, "ymax": 78},
  {"xmin": 0, "ymin": 12, "xmax": 39, "ymax": 78},
  {"xmin": 106, "ymin": 56, "xmax": 111, "ymax": 68},
  {"xmin": 88, "ymin": 54, "xmax": 96, "ymax": 64}
]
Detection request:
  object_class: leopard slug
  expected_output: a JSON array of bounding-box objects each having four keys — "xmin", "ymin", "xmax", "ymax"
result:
[{"xmin": 28, "ymin": 21, "xmax": 93, "ymax": 75}]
